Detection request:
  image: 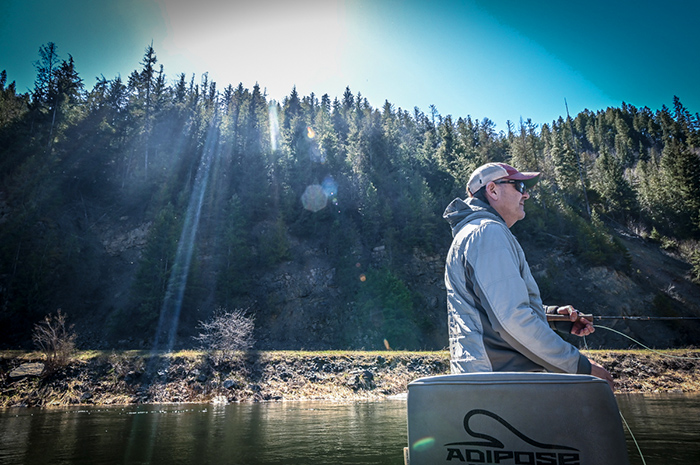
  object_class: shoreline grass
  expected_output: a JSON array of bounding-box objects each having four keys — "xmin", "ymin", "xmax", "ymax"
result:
[{"xmin": 2, "ymin": 349, "xmax": 698, "ymax": 408}]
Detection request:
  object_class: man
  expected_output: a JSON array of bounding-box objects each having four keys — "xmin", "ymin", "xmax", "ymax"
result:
[{"xmin": 443, "ymin": 162, "xmax": 613, "ymax": 388}]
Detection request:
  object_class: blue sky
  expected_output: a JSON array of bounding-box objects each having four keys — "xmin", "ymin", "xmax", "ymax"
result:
[{"xmin": 1, "ymin": 0, "xmax": 698, "ymax": 131}]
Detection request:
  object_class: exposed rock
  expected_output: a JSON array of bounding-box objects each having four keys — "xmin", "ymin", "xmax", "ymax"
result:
[
  {"xmin": 223, "ymin": 379, "xmax": 239, "ymax": 390},
  {"xmin": 102, "ymin": 222, "xmax": 151, "ymax": 256},
  {"xmin": 347, "ymin": 369, "xmax": 376, "ymax": 391},
  {"xmin": 124, "ymin": 371, "xmax": 141, "ymax": 383},
  {"xmin": 9, "ymin": 362, "xmax": 44, "ymax": 379}
]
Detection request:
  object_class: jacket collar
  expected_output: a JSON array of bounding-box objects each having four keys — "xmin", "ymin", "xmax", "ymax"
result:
[{"xmin": 443, "ymin": 197, "xmax": 505, "ymax": 237}]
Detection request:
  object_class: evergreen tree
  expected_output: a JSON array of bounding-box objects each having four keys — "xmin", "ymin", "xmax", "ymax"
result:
[
  {"xmin": 126, "ymin": 203, "xmax": 180, "ymax": 334},
  {"xmin": 239, "ymin": 83, "xmax": 270, "ymax": 218},
  {"xmin": 0, "ymin": 70, "xmax": 29, "ymax": 127},
  {"xmin": 614, "ymin": 113, "xmax": 634, "ymax": 167},
  {"xmin": 50, "ymin": 55, "xmax": 85, "ymax": 142},
  {"xmin": 217, "ymin": 194, "xmax": 253, "ymax": 304},
  {"xmin": 510, "ymin": 118, "xmax": 543, "ymax": 173},
  {"xmin": 127, "ymin": 43, "xmax": 158, "ymax": 180},
  {"xmin": 32, "ymin": 42, "xmax": 60, "ymax": 109},
  {"xmin": 352, "ymin": 268, "xmax": 422, "ymax": 349},
  {"xmin": 659, "ymin": 139, "xmax": 700, "ymax": 236},
  {"xmin": 435, "ymin": 115, "xmax": 457, "ymax": 178},
  {"xmin": 0, "ymin": 71, "xmax": 31, "ymax": 177},
  {"xmin": 590, "ymin": 147, "xmax": 636, "ymax": 220},
  {"xmin": 31, "ymin": 42, "xmax": 63, "ymax": 147},
  {"xmin": 635, "ymin": 156, "xmax": 666, "ymax": 229},
  {"xmin": 5, "ymin": 38, "xmax": 700, "ymax": 349},
  {"xmin": 546, "ymin": 118, "xmax": 586, "ymax": 210}
]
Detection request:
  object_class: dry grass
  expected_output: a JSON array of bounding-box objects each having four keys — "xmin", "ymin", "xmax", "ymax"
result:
[{"xmin": 1, "ymin": 349, "xmax": 698, "ymax": 408}]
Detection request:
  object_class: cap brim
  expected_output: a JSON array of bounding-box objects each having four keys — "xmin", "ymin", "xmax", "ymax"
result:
[{"xmin": 504, "ymin": 171, "xmax": 540, "ymax": 188}]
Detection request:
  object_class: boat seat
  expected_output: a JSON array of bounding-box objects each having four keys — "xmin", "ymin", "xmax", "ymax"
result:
[{"xmin": 405, "ymin": 372, "xmax": 629, "ymax": 465}]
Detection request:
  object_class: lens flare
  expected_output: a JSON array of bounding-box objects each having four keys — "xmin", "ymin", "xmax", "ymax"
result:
[
  {"xmin": 322, "ymin": 175, "xmax": 337, "ymax": 197},
  {"xmin": 412, "ymin": 437, "xmax": 436, "ymax": 452},
  {"xmin": 309, "ymin": 145, "xmax": 326, "ymax": 163},
  {"xmin": 301, "ymin": 184, "xmax": 327, "ymax": 212}
]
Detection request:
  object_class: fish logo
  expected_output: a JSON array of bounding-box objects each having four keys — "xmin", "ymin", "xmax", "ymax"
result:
[{"xmin": 443, "ymin": 409, "xmax": 580, "ymax": 464}]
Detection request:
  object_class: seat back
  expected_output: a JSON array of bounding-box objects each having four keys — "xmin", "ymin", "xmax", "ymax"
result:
[{"xmin": 406, "ymin": 372, "xmax": 629, "ymax": 465}]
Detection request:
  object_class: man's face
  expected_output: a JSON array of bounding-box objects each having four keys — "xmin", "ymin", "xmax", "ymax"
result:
[{"xmin": 492, "ymin": 179, "xmax": 529, "ymax": 228}]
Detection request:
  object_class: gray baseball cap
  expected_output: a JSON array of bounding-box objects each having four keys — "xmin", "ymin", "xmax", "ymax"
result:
[{"xmin": 467, "ymin": 162, "xmax": 540, "ymax": 196}]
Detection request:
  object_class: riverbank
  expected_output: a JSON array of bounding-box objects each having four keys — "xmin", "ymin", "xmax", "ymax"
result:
[{"xmin": 1, "ymin": 349, "xmax": 699, "ymax": 408}]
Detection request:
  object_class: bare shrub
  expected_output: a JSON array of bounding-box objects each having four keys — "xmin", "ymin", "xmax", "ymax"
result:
[
  {"xmin": 32, "ymin": 309, "xmax": 77, "ymax": 372},
  {"xmin": 193, "ymin": 307, "xmax": 255, "ymax": 362}
]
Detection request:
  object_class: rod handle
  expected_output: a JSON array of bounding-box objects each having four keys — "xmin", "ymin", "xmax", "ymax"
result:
[{"xmin": 546, "ymin": 313, "xmax": 594, "ymax": 322}]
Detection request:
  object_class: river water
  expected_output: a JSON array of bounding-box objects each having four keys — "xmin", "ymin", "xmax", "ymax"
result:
[{"xmin": 0, "ymin": 394, "xmax": 698, "ymax": 464}]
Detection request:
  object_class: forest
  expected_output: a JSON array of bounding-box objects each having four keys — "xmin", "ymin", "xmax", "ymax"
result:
[{"xmin": 1, "ymin": 43, "xmax": 699, "ymax": 350}]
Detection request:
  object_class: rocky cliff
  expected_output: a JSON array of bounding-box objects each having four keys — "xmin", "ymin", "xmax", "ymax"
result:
[{"xmin": 57, "ymin": 217, "xmax": 700, "ymax": 352}]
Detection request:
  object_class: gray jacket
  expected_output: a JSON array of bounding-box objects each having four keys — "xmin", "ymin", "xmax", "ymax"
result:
[{"xmin": 443, "ymin": 197, "xmax": 591, "ymax": 375}]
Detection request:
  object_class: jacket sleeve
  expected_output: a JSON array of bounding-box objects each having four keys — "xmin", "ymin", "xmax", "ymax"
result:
[{"xmin": 466, "ymin": 223, "xmax": 591, "ymax": 374}]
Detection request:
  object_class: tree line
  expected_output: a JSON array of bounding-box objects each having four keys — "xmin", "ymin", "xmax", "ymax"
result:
[{"xmin": 1, "ymin": 42, "xmax": 699, "ymax": 349}]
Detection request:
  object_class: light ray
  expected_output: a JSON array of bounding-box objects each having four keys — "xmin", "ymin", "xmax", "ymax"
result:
[
  {"xmin": 151, "ymin": 117, "xmax": 219, "ymax": 353},
  {"xmin": 269, "ymin": 102, "xmax": 280, "ymax": 150}
]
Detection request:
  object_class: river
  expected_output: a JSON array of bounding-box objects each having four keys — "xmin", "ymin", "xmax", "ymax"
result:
[{"xmin": 0, "ymin": 394, "xmax": 698, "ymax": 464}]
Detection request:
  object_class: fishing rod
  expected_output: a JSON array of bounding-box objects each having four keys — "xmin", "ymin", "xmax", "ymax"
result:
[
  {"xmin": 549, "ymin": 314, "xmax": 700, "ymax": 362},
  {"xmin": 547, "ymin": 314, "xmax": 700, "ymax": 322}
]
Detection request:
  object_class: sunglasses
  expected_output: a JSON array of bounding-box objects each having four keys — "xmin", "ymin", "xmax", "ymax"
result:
[{"xmin": 494, "ymin": 180, "xmax": 527, "ymax": 194}]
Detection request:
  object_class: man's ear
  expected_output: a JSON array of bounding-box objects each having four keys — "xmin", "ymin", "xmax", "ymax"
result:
[{"xmin": 485, "ymin": 181, "xmax": 499, "ymax": 201}]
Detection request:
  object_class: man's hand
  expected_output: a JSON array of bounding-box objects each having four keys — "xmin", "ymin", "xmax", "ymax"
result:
[
  {"xmin": 557, "ymin": 305, "xmax": 595, "ymax": 337},
  {"xmin": 590, "ymin": 359, "xmax": 615, "ymax": 390}
]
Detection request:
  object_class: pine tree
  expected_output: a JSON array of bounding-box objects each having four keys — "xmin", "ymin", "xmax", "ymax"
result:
[
  {"xmin": 128, "ymin": 203, "xmax": 180, "ymax": 333},
  {"xmin": 50, "ymin": 54, "xmax": 84, "ymax": 139},
  {"xmin": 127, "ymin": 43, "xmax": 158, "ymax": 180},
  {"xmin": 0, "ymin": 70, "xmax": 29, "ymax": 128},
  {"xmin": 510, "ymin": 118, "xmax": 542, "ymax": 173},
  {"xmin": 435, "ymin": 115, "xmax": 457, "ymax": 176},
  {"xmin": 32, "ymin": 42, "xmax": 60, "ymax": 109},
  {"xmin": 547, "ymin": 119, "xmax": 581, "ymax": 198},
  {"xmin": 614, "ymin": 113, "xmax": 634, "ymax": 167},
  {"xmin": 31, "ymin": 42, "xmax": 62, "ymax": 146},
  {"xmin": 239, "ymin": 83, "xmax": 270, "ymax": 217},
  {"xmin": 659, "ymin": 139, "xmax": 700, "ymax": 236},
  {"xmin": 634, "ymin": 155, "xmax": 664, "ymax": 234},
  {"xmin": 590, "ymin": 147, "xmax": 636, "ymax": 220},
  {"xmin": 216, "ymin": 195, "xmax": 253, "ymax": 303}
]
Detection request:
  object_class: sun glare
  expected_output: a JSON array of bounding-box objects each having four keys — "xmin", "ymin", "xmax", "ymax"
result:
[{"xmin": 157, "ymin": 0, "xmax": 349, "ymax": 100}]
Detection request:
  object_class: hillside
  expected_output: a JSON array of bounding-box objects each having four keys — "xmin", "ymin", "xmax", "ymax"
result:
[
  {"xmin": 71, "ymin": 212, "xmax": 700, "ymax": 352},
  {"xmin": 2, "ymin": 44, "xmax": 700, "ymax": 352},
  {"xmin": 524, "ymin": 228, "xmax": 700, "ymax": 349}
]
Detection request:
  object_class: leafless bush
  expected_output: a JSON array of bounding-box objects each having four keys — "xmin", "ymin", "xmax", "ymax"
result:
[
  {"xmin": 32, "ymin": 309, "xmax": 76, "ymax": 372},
  {"xmin": 193, "ymin": 307, "xmax": 255, "ymax": 362}
]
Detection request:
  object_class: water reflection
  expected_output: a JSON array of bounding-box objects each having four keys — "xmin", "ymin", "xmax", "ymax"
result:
[
  {"xmin": 1, "ymin": 395, "xmax": 699, "ymax": 465},
  {"xmin": 0, "ymin": 401, "xmax": 407, "ymax": 465},
  {"xmin": 617, "ymin": 393, "xmax": 700, "ymax": 464}
]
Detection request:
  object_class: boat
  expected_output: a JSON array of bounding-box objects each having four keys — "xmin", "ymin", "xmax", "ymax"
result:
[{"xmin": 404, "ymin": 372, "xmax": 629, "ymax": 465}]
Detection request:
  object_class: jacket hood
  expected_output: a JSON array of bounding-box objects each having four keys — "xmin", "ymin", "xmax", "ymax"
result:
[{"xmin": 443, "ymin": 197, "xmax": 504, "ymax": 237}]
